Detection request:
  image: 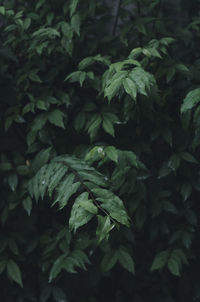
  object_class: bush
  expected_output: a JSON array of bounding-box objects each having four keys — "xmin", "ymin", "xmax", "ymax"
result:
[{"xmin": 1, "ymin": 0, "xmax": 200, "ymax": 301}]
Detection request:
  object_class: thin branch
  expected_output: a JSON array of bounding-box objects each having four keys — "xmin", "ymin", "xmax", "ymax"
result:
[{"xmin": 112, "ymin": 0, "xmax": 121, "ymax": 36}]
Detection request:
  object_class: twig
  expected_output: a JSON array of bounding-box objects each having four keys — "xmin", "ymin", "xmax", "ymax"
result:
[{"xmin": 112, "ymin": 0, "xmax": 122, "ymax": 36}]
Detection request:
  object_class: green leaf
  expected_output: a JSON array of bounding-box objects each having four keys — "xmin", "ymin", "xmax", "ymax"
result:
[
  {"xmin": 36, "ymin": 100, "xmax": 47, "ymax": 111},
  {"xmin": 70, "ymin": 0, "xmax": 79, "ymax": 16},
  {"xmin": 151, "ymin": 251, "xmax": 169, "ymax": 271},
  {"xmin": 0, "ymin": 6, "xmax": 5, "ymax": 15},
  {"xmin": 180, "ymin": 183, "xmax": 192, "ymax": 201},
  {"xmin": 167, "ymin": 258, "xmax": 180, "ymax": 276},
  {"xmin": 78, "ymin": 54, "xmax": 110, "ymax": 70},
  {"xmin": 104, "ymin": 71, "xmax": 127, "ymax": 101},
  {"xmin": 71, "ymin": 14, "xmax": 80, "ymax": 36},
  {"xmin": 166, "ymin": 67, "xmax": 176, "ymax": 83},
  {"xmin": 96, "ymin": 216, "xmax": 114, "ymax": 243},
  {"xmin": 32, "ymin": 147, "xmax": 52, "ymax": 172},
  {"xmin": 160, "ymin": 37, "xmax": 175, "ymax": 45},
  {"xmin": 8, "ymin": 173, "xmax": 18, "ymax": 191},
  {"xmin": 102, "ymin": 118, "xmax": 115, "ymax": 137},
  {"xmin": 101, "ymin": 250, "xmax": 117, "ymax": 271},
  {"xmin": 31, "ymin": 114, "xmax": 47, "ymax": 132},
  {"xmin": 105, "ymin": 146, "xmax": 118, "ymax": 163},
  {"xmin": 168, "ymin": 154, "xmax": 180, "ymax": 171},
  {"xmin": 176, "ymin": 63, "xmax": 189, "ymax": 73},
  {"xmin": 29, "ymin": 72, "xmax": 42, "ymax": 83},
  {"xmin": 182, "ymin": 232, "xmax": 192, "ymax": 249},
  {"xmin": 79, "ymin": 199, "xmax": 98, "ymax": 214},
  {"xmin": 48, "ymin": 110, "xmax": 65, "ymax": 128},
  {"xmin": 181, "ymin": 88, "xmax": 200, "ymax": 113},
  {"xmin": 88, "ymin": 115, "xmax": 102, "ymax": 140},
  {"xmin": 129, "ymin": 67, "xmax": 156, "ymax": 96},
  {"xmin": 128, "ymin": 47, "xmax": 142, "ymax": 59},
  {"xmin": 7, "ymin": 260, "xmax": 23, "ymax": 287},
  {"xmin": 54, "ymin": 179, "xmax": 80, "ymax": 209},
  {"xmin": 23, "ymin": 17, "xmax": 31, "ymax": 30},
  {"xmin": 117, "ymin": 246, "xmax": 135, "ymax": 274},
  {"xmin": 180, "ymin": 152, "xmax": 198, "ymax": 163},
  {"xmin": 49, "ymin": 254, "xmax": 66, "ymax": 282},
  {"xmin": 92, "ymin": 188, "xmax": 130, "ymax": 226},
  {"xmin": 123, "ymin": 78, "xmax": 137, "ymax": 100},
  {"xmin": 22, "ymin": 197, "xmax": 32, "ymax": 216},
  {"xmin": 69, "ymin": 192, "xmax": 94, "ymax": 231}
]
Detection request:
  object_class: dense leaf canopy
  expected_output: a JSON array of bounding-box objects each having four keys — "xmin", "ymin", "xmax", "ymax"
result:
[{"xmin": 1, "ymin": 0, "xmax": 200, "ymax": 301}]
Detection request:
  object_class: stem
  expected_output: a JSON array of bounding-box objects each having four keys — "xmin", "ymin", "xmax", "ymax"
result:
[
  {"xmin": 137, "ymin": 0, "xmax": 142, "ymax": 46},
  {"xmin": 112, "ymin": 0, "xmax": 121, "ymax": 36}
]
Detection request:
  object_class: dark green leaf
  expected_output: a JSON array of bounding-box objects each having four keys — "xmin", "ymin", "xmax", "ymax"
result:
[
  {"xmin": 101, "ymin": 250, "xmax": 117, "ymax": 271},
  {"xmin": 151, "ymin": 251, "xmax": 169, "ymax": 271},
  {"xmin": 48, "ymin": 110, "xmax": 65, "ymax": 128},
  {"xmin": 7, "ymin": 260, "xmax": 23, "ymax": 287},
  {"xmin": 117, "ymin": 246, "xmax": 135, "ymax": 274}
]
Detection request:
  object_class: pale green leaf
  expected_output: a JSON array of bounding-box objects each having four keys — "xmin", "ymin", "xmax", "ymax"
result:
[
  {"xmin": 0, "ymin": 6, "xmax": 5, "ymax": 15},
  {"xmin": 104, "ymin": 71, "xmax": 127, "ymax": 101},
  {"xmin": 92, "ymin": 188, "xmax": 130, "ymax": 226},
  {"xmin": 96, "ymin": 216, "xmax": 114, "ymax": 243},
  {"xmin": 181, "ymin": 88, "xmax": 200, "ymax": 113},
  {"xmin": 79, "ymin": 170, "xmax": 108, "ymax": 187},
  {"xmin": 70, "ymin": 0, "xmax": 79, "ymax": 16},
  {"xmin": 123, "ymin": 78, "xmax": 137, "ymax": 100},
  {"xmin": 105, "ymin": 146, "xmax": 118, "ymax": 163},
  {"xmin": 79, "ymin": 199, "xmax": 98, "ymax": 214},
  {"xmin": 53, "ymin": 176, "xmax": 80, "ymax": 209},
  {"xmin": 69, "ymin": 192, "xmax": 94, "ymax": 231},
  {"xmin": 129, "ymin": 67, "xmax": 155, "ymax": 96}
]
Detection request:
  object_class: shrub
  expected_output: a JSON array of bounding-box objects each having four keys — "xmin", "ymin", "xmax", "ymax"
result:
[{"xmin": 0, "ymin": 0, "xmax": 200, "ymax": 301}]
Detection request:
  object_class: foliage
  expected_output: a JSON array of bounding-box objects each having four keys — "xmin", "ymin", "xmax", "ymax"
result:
[{"xmin": 1, "ymin": 0, "xmax": 200, "ymax": 301}]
